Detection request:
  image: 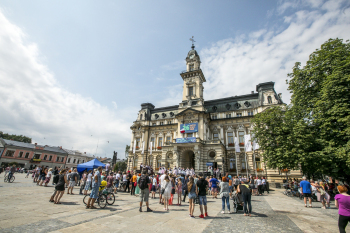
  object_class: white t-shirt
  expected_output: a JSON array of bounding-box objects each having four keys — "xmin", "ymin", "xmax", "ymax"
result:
[
  {"xmin": 116, "ymin": 174, "xmax": 121, "ymax": 180},
  {"xmin": 256, "ymin": 179, "xmax": 262, "ymax": 185},
  {"xmin": 123, "ymin": 174, "xmax": 127, "ymax": 182},
  {"xmin": 87, "ymin": 173, "xmax": 92, "ymax": 182},
  {"xmin": 46, "ymin": 171, "xmax": 52, "ymax": 178},
  {"xmin": 152, "ymin": 178, "xmax": 157, "ymax": 185},
  {"xmin": 106, "ymin": 163, "xmax": 110, "ymax": 171},
  {"xmin": 262, "ymin": 179, "xmax": 266, "ymax": 185},
  {"xmin": 160, "ymin": 174, "xmax": 166, "ymax": 185}
]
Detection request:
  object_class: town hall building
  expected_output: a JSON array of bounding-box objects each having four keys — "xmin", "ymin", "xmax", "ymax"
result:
[{"xmin": 128, "ymin": 43, "xmax": 298, "ymax": 182}]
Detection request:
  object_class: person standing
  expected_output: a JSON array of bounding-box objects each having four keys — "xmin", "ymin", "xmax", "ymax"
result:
[
  {"xmin": 44, "ymin": 168, "xmax": 53, "ymax": 187},
  {"xmin": 106, "ymin": 162, "xmax": 110, "ymax": 176},
  {"xmin": 67, "ymin": 168, "xmax": 78, "ymax": 195},
  {"xmin": 176, "ymin": 178, "xmax": 182, "ymax": 205},
  {"xmin": 124, "ymin": 171, "xmax": 131, "ymax": 193},
  {"xmin": 182, "ymin": 175, "xmax": 189, "ymax": 202},
  {"xmin": 187, "ymin": 177, "xmax": 196, "ymax": 218},
  {"xmin": 300, "ymin": 177, "xmax": 312, "ymax": 208},
  {"xmin": 159, "ymin": 171, "xmax": 167, "ymax": 205},
  {"xmin": 131, "ymin": 172, "xmax": 137, "ymax": 195},
  {"xmin": 106, "ymin": 172, "xmax": 114, "ymax": 189},
  {"xmin": 161, "ymin": 176, "xmax": 172, "ymax": 211},
  {"xmin": 335, "ymin": 185, "xmax": 350, "ymax": 233},
  {"xmin": 52, "ymin": 169, "xmax": 68, "ymax": 204},
  {"xmin": 138, "ymin": 170, "xmax": 152, "ymax": 212},
  {"xmin": 84, "ymin": 170, "xmax": 93, "ymax": 195},
  {"xmin": 86, "ymin": 166, "xmax": 102, "ymax": 209},
  {"xmin": 210, "ymin": 175, "xmax": 219, "ymax": 199},
  {"xmin": 196, "ymin": 173, "xmax": 209, "ymax": 218},
  {"xmin": 151, "ymin": 175, "xmax": 157, "ymax": 199},
  {"xmin": 135, "ymin": 173, "xmax": 141, "ymax": 196},
  {"xmin": 219, "ymin": 177, "xmax": 231, "ymax": 214},
  {"xmin": 256, "ymin": 177, "xmax": 263, "ymax": 196},
  {"xmin": 237, "ymin": 181, "xmax": 252, "ymax": 216}
]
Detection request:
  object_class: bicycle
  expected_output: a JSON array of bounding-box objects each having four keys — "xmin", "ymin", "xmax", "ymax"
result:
[
  {"xmin": 4, "ymin": 173, "xmax": 15, "ymax": 183},
  {"xmin": 103, "ymin": 187, "xmax": 115, "ymax": 205},
  {"xmin": 83, "ymin": 192, "xmax": 108, "ymax": 209}
]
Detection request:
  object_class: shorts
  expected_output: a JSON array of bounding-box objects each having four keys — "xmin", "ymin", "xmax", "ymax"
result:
[
  {"xmin": 40, "ymin": 175, "xmax": 46, "ymax": 181},
  {"xmin": 211, "ymin": 188, "xmax": 218, "ymax": 193},
  {"xmin": 198, "ymin": 196, "xmax": 207, "ymax": 206},
  {"xmin": 188, "ymin": 192, "xmax": 197, "ymax": 200},
  {"xmin": 229, "ymin": 186, "xmax": 232, "ymax": 192},
  {"xmin": 84, "ymin": 181, "xmax": 91, "ymax": 190},
  {"xmin": 151, "ymin": 185, "xmax": 156, "ymax": 192},
  {"xmin": 35, "ymin": 174, "xmax": 39, "ymax": 178},
  {"xmin": 140, "ymin": 189, "xmax": 149, "ymax": 202},
  {"xmin": 90, "ymin": 185, "xmax": 99, "ymax": 199},
  {"xmin": 303, "ymin": 193, "xmax": 312, "ymax": 198},
  {"xmin": 69, "ymin": 181, "xmax": 76, "ymax": 187}
]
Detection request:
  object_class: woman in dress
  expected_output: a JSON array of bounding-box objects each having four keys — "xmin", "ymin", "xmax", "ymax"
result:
[
  {"xmin": 53, "ymin": 169, "xmax": 68, "ymax": 204},
  {"xmin": 161, "ymin": 176, "xmax": 172, "ymax": 211},
  {"xmin": 135, "ymin": 173, "xmax": 141, "ymax": 196},
  {"xmin": 188, "ymin": 177, "xmax": 196, "ymax": 218},
  {"xmin": 44, "ymin": 168, "xmax": 53, "ymax": 187},
  {"xmin": 84, "ymin": 170, "xmax": 93, "ymax": 195},
  {"xmin": 176, "ymin": 178, "xmax": 182, "ymax": 206},
  {"xmin": 335, "ymin": 185, "xmax": 350, "ymax": 233}
]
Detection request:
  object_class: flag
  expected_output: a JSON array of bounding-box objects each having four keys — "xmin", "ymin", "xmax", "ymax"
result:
[
  {"xmin": 245, "ymin": 135, "xmax": 252, "ymax": 152},
  {"xmin": 133, "ymin": 139, "xmax": 136, "ymax": 154},
  {"xmin": 141, "ymin": 141, "xmax": 145, "ymax": 154},
  {"xmin": 234, "ymin": 137, "xmax": 240, "ymax": 152},
  {"xmin": 150, "ymin": 142, "xmax": 152, "ymax": 155}
]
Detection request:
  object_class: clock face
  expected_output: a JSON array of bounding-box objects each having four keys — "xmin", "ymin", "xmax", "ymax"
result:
[{"xmin": 189, "ymin": 54, "xmax": 195, "ymax": 59}]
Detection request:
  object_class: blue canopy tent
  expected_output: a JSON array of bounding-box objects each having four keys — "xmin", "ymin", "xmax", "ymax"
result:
[{"xmin": 77, "ymin": 158, "xmax": 106, "ymax": 173}]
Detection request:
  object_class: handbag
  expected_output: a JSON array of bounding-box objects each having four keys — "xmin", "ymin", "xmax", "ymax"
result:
[
  {"xmin": 134, "ymin": 182, "xmax": 137, "ymax": 187},
  {"xmin": 161, "ymin": 182, "xmax": 169, "ymax": 195}
]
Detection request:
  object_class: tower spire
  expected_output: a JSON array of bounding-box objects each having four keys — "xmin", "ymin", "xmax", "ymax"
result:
[{"xmin": 189, "ymin": 36, "xmax": 196, "ymax": 50}]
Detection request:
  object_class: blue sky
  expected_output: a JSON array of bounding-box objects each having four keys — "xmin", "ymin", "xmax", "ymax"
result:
[{"xmin": 0, "ymin": 0, "xmax": 349, "ymax": 158}]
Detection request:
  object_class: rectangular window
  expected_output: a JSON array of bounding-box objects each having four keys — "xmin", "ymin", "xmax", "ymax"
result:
[
  {"xmin": 18, "ymin": 151, "xmax": 24, "ymax": 158},
  {"xmin": 150, "ymin": 138, "xmax": 155, "ymax": 148},
  {"xmin": 189, "ymin": 64, "xmax": 194, "ymax": 71},
  {"xmin": 43, "ymin": 155, "xmax": 48, "ymax": 160},
  {"xmin": 73, "ymin": 159, "xmax": 76, "ymax": 163},
  {"xmin": 82, "ymin": 160, "xmax": 84, "ymax": 163},
  {"xmin": 166, "ymin": 136, "xmax": 171, "ymax": 144},
  {"xmin": 160, "ymin": 122, "xmax": 164, "ymax": 125},
  {"xmin": 248, "ymin": 111, "xmax": 253, "ymax": 116},
  {"xmin": 61, "ymin": 157, "xmax": 64, "ymax": 162},
  {"xmin": 34, "ymin": 154, "xmax": 41, "ymax": 159},
  {"xmin": 68, "ymin": 158, "xmax": 71, "ymax": 163},
  {"xmin": 56, "ymin": 157, "xmax": 59, "ymax": 162},
  {"xmin": 49, "ymin": 155, "xmax": 52, "ymax": 161},
  {"xmin": 228, "ymin": 132, "xmax": 234, "ymax": 145},
  {"xmin": 213, "ymin": 133, "xmax": 219, "ymax": 140},
  {"xmin": 226, "ymin": 114, "xmax": 231, "ymax": 118},
  {"xmin": 187, "ymin": 133, "xmax": 193, "ymax": 138},
  {"xmin": 152, "ymin": 123, "xmax": 156, "ymax": 126},
  {"xmin": 25, "ymin": 152, "xmax": 30, "ymax": 158},
  {"xmin": 212, "ymin": 114, "xmax": 217, "ymax": 120},
  {"xmin": 136, "ymin": 138, "xmax": 140, "ymax": 148},
  {"xmin": 77, "ymin": 160, "xmax": 80, "ymax": 164},
  {"xmin": 158, "ymin": 137, "xmax": 163, "ymax": 147},
  {"xmin": 5, "ymin": 150, "xmax": 15, "ymax": 157},
  {"xmin": 168, "ymin": 121, "xmax": 172, "ymax": 124},
  {"xmin": 188, "ymin": 87, "xmax": 194, "ymax": 96},
  {"xmin": 239, "ymin": 131, "xmax": 244, "ymax": 144},
  {"xmin": 237, "ymin": 113, "xmax": 242, "ymax": 117}
]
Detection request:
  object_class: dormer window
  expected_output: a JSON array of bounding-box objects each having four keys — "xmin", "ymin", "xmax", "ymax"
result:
[
  {"xmin": 189, "ymin": 64, "xmax": 194, "ymax": 71},
  {"xmin": 140, "ymin": 114, "xmax": 143, "ymax": 120},
  {"xmin": 188, "ymin": 87, "xmax": 194, "ymax": 96},
  {"xmin": 268, "ymin": 96, "xmax": 272, "ymax": 104}
]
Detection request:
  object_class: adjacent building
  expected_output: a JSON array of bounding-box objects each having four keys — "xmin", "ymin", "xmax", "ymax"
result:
[
  {"xmin": 63, "ymin": 149, "xmax": 94, "ymax": 168},
  {"xmin": 127, "ymin": 43, "xmax": 301, "ymax": 182}
]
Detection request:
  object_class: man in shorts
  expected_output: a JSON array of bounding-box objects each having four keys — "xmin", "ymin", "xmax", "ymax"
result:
[
  {"xmin": 196, "ymin": 173, "xmax": 209, "ymax": 218},
  {"xmin": 300, "ymin": 176, "xmax": 312, "ymax": 208},
  {"xmin": 210, "ymin": 175, "xmax": 219, "ymax": 199},
  {"xmin": 138, "ymin": 170, "xmax": 152, "ymax": 212},
  {"xmin": 67, "ymin": 168, "xmax": 78, "ymax": 194}
]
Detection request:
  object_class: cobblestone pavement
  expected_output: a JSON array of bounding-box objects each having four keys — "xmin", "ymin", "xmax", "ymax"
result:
[{"xmin": 0, "ymin": 173, "xmax": 339, "ymax": 233}]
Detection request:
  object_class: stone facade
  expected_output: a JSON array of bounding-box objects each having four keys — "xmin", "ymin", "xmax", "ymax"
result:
[{"xmin": 127, "ymin": 44, "xmax": 301, "ymax": 182}]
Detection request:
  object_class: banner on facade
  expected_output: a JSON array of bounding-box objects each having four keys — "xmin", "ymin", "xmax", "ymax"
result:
[
  {"xmin": 180, "ymin": 123, "xmax": 198, "ymax": 133},
  {"xmin": 133, "ymin": 139, "xmax": 136, "ymax": 154},
  {"xmin": 234, "ymin": 137, "xmax": 240, "ymax": 152},
  {"xmin": 141, "ymin": 141, "xmax": 145, "ymax": 154},
  {"xmin": 149, "ymin": 142, "xmax": 152, "ymax": 155},
  {"xmin": 245, "ymin": 135, "xmax": 252, "ymax": 152},
  {"xmin": 206, "ymin": 162, "xmax": 213, "ymax": 166},
  {"xmin": 252, "ymin": 134, "xmax": 260, "ymax": 150},
  {"xmin": 176, "ymin": 137, "xmax": 196, "ymax": 143}
]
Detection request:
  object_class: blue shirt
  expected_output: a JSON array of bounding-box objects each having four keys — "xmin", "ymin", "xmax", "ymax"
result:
[
  {"xmin": 92, "ymin": 171, "xmax": 102, "ymax": 188},
  {"xmin": 300, "ymin": 180, "xmax": 311, "ymax": 194},
  {"xmin": 210, "ymin": 178, "xmax": 218, "ymax": 188}
]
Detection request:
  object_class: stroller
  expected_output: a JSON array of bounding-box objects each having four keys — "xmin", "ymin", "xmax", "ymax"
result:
[{"xmin": 232, "ymin": 191, "xmax": 248, "ymax": 213}]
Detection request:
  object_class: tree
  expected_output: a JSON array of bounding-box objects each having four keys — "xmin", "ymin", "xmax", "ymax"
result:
[
  {"xmin": 114, "ymin": 161, "xmax": 127, "ymax": 172},
  {"xmin": 0, "ymin": 131, "xmax": 32, "ymax": 143}
]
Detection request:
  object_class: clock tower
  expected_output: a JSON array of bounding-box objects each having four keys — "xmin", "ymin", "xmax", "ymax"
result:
[{"xmin": 179, "ymin": 40, "xmax": 206, "ymax": 112}]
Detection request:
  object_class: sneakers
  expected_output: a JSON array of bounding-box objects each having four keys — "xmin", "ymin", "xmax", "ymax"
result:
[
  {"xmin": 147, "ymin": 207, "xmax": 153, "ymax": 212},
  {"xmin": 199, "ymin": 214, "xmax": 204, "ymax": 218},
  {"xmin": 204, "ymin": 212, "xmax": 208, "ymax": 217},
  {"xmin": 139, "ymin": 207, "xmax": 142, "ymax": 212},
  {"xmin": 221, "ymin": 210, "xmax": 225, "ymax": 214}
]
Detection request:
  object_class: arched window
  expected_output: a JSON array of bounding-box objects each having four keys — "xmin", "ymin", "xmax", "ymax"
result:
[
  {"xmin": 157, "ymin": 156, "xmax": 162, "ymax": 168},
  {"xmin": 229, "ymin": 158, "xmax": 236, "ymax": 171},
  {"xmin": 140, "ymin": 114, "xmax": 143, "ymax": 120},
  {"xmin": 268, "ymin": 96, "xmax": 272, "ymax": 104}
]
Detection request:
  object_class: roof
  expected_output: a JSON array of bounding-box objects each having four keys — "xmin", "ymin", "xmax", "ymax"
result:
[{"xmin": 1, "ymin": 138, "xmax": 35, "ymax": 149}]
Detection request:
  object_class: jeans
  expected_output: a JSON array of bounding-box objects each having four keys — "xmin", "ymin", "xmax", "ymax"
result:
[
  {"xmin": 221, "ymin": 196, "xmax": 230, "ymax": 211},
  {"xmin": 242, "ymin": 192, "xmax": 252, "ymax": 214},
  {"xmin": 8, "ymin": 172, "xmax": 13, "ymax": 181},
  {"xmin": 131, "ymin": 182, "xmax": 136, "ymax": 195}
]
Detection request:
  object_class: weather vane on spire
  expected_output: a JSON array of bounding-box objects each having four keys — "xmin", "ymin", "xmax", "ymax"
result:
[{"xmin": 189, "ymin": 36, "xmax": 196, "ymax": 49}]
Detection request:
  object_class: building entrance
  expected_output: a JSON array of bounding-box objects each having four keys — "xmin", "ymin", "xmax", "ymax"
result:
[{"xmin": 182, "ymin": 150, "xmax": 195, "ymax": 170}]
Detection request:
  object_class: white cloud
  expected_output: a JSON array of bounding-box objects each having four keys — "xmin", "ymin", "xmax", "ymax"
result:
[
  {"xmin": 201, "ymin": 0, "xmax": 350, "ymax": 104},
  {"xmin": 0, "ymin": 10, "xmax": 130, "ymax": 158}
]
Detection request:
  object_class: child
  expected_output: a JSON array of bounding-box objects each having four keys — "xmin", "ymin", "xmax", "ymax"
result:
[{"xmin": 99, "ymin": 176, "xmax": 107, "ymax": 192}]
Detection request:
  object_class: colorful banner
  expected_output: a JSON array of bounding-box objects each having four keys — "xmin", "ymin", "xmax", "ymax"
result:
[
  {"xmin": 176, "ymin": 137, "xmax": 196, "ymax": 143},
  {"xmin": 180, "ymin": 123, "xmax": 198, "ymax": 133}
]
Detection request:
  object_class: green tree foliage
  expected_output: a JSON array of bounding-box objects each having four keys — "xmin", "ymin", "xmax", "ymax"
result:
[
  {"xmin": 252, "ymin": 38, "xmax": 350, "ymax": 180},
  {"xmin": 114, "ymin": 161, "xmax": 127, "ymax": 172},
  {"xmin": 0, "ymin": 131, "xmax": 32, "ymax": 143},
  {"xmin": 125, "ymin": 145, "xmax": 130, "ymax": 153}
]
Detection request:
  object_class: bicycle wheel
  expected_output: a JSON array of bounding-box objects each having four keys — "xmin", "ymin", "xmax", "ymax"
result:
[
  {"xmin": 9, "ymin": 176, "xmax": 15, "ymax": 183},
  {"xmin": 106, "ymin": 193, "xmax": 115, "ymax": 205},
  {"xmin": 83, "ymin": 195, "xmax": 90, "ymax": 205},
  {"xmin": 98, "ymin": 194, "xmax": 107, "ymax": 209}
]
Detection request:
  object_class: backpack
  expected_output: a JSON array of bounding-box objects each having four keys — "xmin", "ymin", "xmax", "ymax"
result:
[
  {"xmin": 53, "ymin": 175, "xmax": 59, "ymax": 184},
  {"xmin": 139, "ymin": 175, "xmax": 148, "ymax": 190}
]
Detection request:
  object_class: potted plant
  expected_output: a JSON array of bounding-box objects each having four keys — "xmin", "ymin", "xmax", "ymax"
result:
[
  {"xmin": 136, "ymin": 146, "xmax": 140, "ymax": 150},
  {"xmin": 239, "ymin": 142, "xmax": 244, "ymax": 146},
  {"xmin": 228, "ymin": 143, "xmax": 234, "ymax": 147},
  {"xmin": 157, "ymin": 146, "xmax": 162, "ymax": 150},
  {"xmin": 257, "ymin": 168, "xmax": 264, "ymax": 172}
]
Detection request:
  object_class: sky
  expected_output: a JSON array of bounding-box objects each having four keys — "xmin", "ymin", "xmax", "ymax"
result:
[{"xmin": 0, "ymin": 0, "xmax": 349, "ymax": 159}]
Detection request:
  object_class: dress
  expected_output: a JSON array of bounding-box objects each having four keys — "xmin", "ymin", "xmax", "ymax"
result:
[
  {"xmin": 135, "ymin": 176, "xmax": 140, "ymax": 195},
  {"xmin": 161, "ymin": 181, "xmax": 172, "ymax": 199},
  {"xmin": 55, "ymin": 174, "xmax": 65, "ymax": 191}
]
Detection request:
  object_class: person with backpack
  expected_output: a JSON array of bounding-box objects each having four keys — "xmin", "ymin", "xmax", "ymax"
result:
[{"xmin": 138, "ymin": 170, "xmax": 152, "ymax": 212}]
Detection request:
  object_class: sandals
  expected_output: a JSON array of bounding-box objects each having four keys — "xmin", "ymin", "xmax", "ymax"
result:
[
  {"xmin": 90, "ymin": 206, "xmax": 97, "ymax": 209},
  {"xmin": 86, "ymin": 205, "xmax": 90, "ymax": 209}
]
